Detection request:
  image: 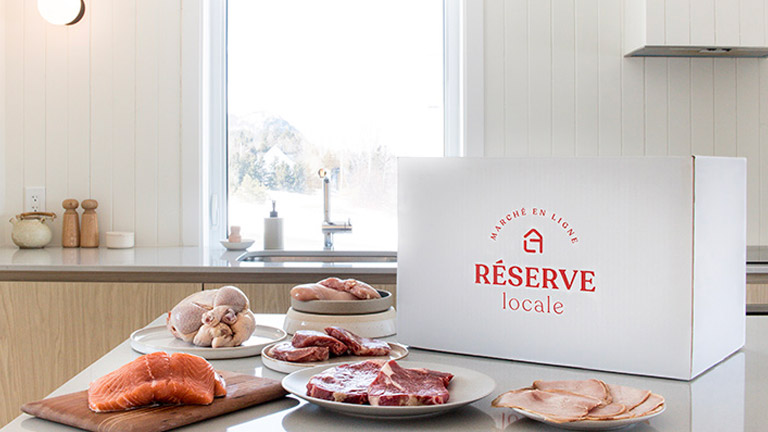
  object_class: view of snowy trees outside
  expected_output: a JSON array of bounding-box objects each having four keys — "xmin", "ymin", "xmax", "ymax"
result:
[{"xmin": 228, "ymin": 0, "xmax": 443, "ymax": 250}]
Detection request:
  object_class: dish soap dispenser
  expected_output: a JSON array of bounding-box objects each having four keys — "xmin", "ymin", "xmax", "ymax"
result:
[{"xmin": 264, "ymin": 200, "xmax": 284, "ymax": 250}]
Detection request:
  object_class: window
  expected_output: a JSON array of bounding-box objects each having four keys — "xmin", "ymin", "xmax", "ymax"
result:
[{"xmin": 226, "ymin": 0, "xmax": 446, "ymax": 250}]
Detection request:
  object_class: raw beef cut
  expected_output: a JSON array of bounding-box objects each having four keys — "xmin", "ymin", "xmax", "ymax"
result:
[
  {"xmin": 270, "ymin": 341, "xmax": 329, "ymax": 362},
  {"xmin": 367, "ymin": 360, "xmax": 453, "ymax": 406},
  {"xmin": 291, "ymin": 330, "xmax": 348, "ymax": 356},
  {"xmin": 324, "ymin": 326, "xmax": 390, "ymax": 356},
  {"xmin": 306, "ymin": 360, "xmax": 385, "ymax": 403},
  {"xmin": 88, "ymin": 352, "xmax": 226, "ymax": 412}
]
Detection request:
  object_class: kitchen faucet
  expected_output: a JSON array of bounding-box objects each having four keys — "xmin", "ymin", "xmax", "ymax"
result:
[{"xmin": 319, "ymin": 168, "xmax": 352, "ymax": 250}]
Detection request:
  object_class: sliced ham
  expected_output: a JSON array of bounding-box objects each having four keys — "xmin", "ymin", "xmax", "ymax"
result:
[
  {"xmin": 492, "ymin": 388, "xmax": 602, "ymax": 423},
  {"xmin": 291, "ymin": 330, "xmax": 348, "ymax": 356},
  {"xmin": 318, "ymin": 277, "xmax": 381, "ymax": 300},
  {"xmin": 585, "ymin": 403, "xmax": 627, "ymax": 420},
  {"xmin": 533, "ymin": 379, "xmax": 611, "ymax": 406},
  {"xmin": 611, "ymin": 393, "xmax": 665, "ymax": 419},
  {"xmin": 269, "ymin": 341, "xmax": 329, "ymax": 362},
  {"xmin": 290, "ymin": 283, "xmax": 358, "ymax": 301},
  {"xmin": 605, "ymin": 383, "xmax": 651, "ymax": 411},
  {"xmin": 325, "ymin": 326, "xmax": 390, "ymax": 356}
]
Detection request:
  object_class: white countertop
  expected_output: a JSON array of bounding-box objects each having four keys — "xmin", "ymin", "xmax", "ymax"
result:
[
  {"xmin": 3, "ymin": 314, "xmax": 766, "ymax": 432},
  {"xmin": 0, "ymin": 247, "xmax": 396, "ymax": 280}
]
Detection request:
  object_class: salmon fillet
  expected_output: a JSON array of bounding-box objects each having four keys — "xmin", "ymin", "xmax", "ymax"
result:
[{"xmin": 88, "ymin": 352, "xmax": 227, "ymax": 412}]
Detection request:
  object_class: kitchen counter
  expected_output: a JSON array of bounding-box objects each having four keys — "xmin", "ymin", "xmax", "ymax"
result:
[
  {"xmin": 0, "ymin": 247, "xmax": 396, "ymax": 283},
  {"xmin": 3, "ymin": 314, "xmax": 767, "ymax": 431}
]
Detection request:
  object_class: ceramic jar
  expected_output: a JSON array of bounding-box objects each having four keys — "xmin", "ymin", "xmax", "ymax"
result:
[{"xmin": 9, "ymin": 212, "xmax": 56, "ymax": 248}]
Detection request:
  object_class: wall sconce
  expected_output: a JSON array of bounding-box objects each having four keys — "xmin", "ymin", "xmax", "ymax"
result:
[{"xmin": 38, "ymin": 0, "xmax": 85, "ymax": 26}]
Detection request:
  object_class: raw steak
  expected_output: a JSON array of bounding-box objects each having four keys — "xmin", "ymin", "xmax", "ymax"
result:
[
  {"xmin": 306, "ymin": 360, "xmax": 385, "ymax": 403},
  {"xmin": 367, "ymin": 360, "xmax": 452, "ymax": 406},
  {"xmin": 324, "ymin": 326, "xmax": 390, "ymax": 356},
  {"xmin": 270, "ymin": 341, "xmax": 329, "ymax": 362},
  {"xmin": 292, "ymin": 330, "xmax": 348, "ymax": 356}
]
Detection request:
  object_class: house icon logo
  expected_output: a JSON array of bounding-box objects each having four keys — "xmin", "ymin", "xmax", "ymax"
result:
[{"xmin": 523, "ymin": 228, "xmax": 543, "ymax": 254}]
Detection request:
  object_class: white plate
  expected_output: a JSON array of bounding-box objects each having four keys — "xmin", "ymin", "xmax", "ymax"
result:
[
  {"xmin": 219, "ymin": 239, "xmax": 255, "ymax": 250},
  {"xmin": 261, "ymin": 341, "xmax": 409, "ymax": 374},
  {"xmin": 511, "ymin": 404, "xmax": 665, "ymax": 431},
  {"xmin": 130, "ymin": 325, "xmax": 286, "ymax": 359},
  {"xmin": 282, "ymin": 361, "xmax": 495, "ymax": 419}
]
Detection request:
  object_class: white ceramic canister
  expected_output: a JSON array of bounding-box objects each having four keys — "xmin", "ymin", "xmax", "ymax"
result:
[{"xmin": 105, "ymin": 231, "xmax": 135, "ymax": 249}]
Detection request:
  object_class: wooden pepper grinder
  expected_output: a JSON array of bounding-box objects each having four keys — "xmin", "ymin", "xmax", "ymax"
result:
[
  {"xmin": 80, "ymin": 199, "xmax": 99, "ymax": 248},
  {"xmin": 61, "ymin": 199, "xmax": 80, "ymax": 247}
]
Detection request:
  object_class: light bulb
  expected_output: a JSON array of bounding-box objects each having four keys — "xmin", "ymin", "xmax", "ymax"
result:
[{"xmin": 38, "ymin": 0, "xmax": 85, "ymax": 26}]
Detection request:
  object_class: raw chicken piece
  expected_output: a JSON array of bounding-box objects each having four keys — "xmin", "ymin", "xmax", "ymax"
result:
[
  {"xmin": 167, "ymin": 286, "xmax": 256, "ymax": 348},
  {"xmin": 88, "ymin": 352, "xmax": 226, "ymax": 412},
  {"xmin": 290, "ymin": 283, "xmax": 358, "ymax": 301},
  {"xmin": 317, "ymin": 277, "xmax": 381, "ymax": 300}
]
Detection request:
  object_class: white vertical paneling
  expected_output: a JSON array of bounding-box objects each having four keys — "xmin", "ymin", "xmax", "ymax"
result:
[
  {"xmin": 691, "ymin": 59, "xmax": 715, "ymax": 155},
  {"xmin": 551, "ymin": 0, "xmax": 575, "ymax": 156},
  {"xmin": 736, "ymin": 59, "xmax": 760, "ymax": 243},
  {"xmin": 23, "ymin": 1, "xmax": 45, "ymax": 188},
  {"xmin": 0, "ymin": 0, "xmax": 6, "ymax": 224},
  {"xmin": 598, "ymin": 0, "xmax": 621, "ymax": 156},
  {"xmin": 158, "ymin": 0, "xmax": 181, "ymax": 246},
  {"xmin": 666, "ymin": 0, "xmax": 690, "ymax": 45},
  {"xmin": 504, "ymin": 0, "xmax": 528, "ymax": 156},
  {"xmin": 760, "ymin": 61, "xmax": 768, "ymax": 244},
  {"xmin": 667, "ymin": 59, "xmax": 691, "ymax": 156},
  {"xmin": 135, "ymin": 0, "xmax": 159, "ymax": 246},
  {"xmin": 575, "ymin": 0, "xmax": 599, "ymax": 156},
  {"xmin": 67, "ymin": 3, "xmax": 90, "ymax": 201},
  {"xmin": 715, "ymin": 0, "xmax": 740, "ymax": 46},
  {"xmin": 621, "ymin": 56, "xmax": 645, "ymax": 156},
  {"xmin": 91, "ymin": 0, "xmax": 114, "ymax": 244},
  {"xmin": 45, "ymin": 24, "xmax": 68, "ymax": 246},
  {"xmin": 484, "ymin": 0, "xmax": 505, "ymax": 157},
  {"xmin": 690, "ymin": 0, "xmax": 716, "ymax": 46},
  {"xmin": 740, "ymin": 0, "xmax": 764, "ymax": 46},
  {"xmin": 181, "ymin": 0, "xmax": 201, "ymax": 246},
  {"xmin": 528, "ymin": 0, "xmax": 551, "ymax": 156},
  {"xmin": 112, "ymin": 0, "xmax": 136, "ymax": 234},
  {"xmin": 644, "ymin": 58, "xmax": 668, "ymax": 155},
  {"xmin": 3, "ymin": 0, "xmax": 24, "ymax": 243},
  {"xmin": 713, "ymin": 60, "xmax": 737, "ymax": 156},
  {"xmin": 645, "ymin": 0, "xmax": 666, "ymax": 45}
]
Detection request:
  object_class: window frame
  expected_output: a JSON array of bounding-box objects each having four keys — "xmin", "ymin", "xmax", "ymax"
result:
[{"xmin": 202, "ymin": 0, "xmax": 483, "ymax": 246}]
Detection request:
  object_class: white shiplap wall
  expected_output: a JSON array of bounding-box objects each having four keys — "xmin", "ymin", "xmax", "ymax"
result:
[
  {"xmin": 1, "ymin": 0, "xmax": 197, "ymax": 247},
  {"xmin": 485, "ymin": 0, "xmax": 768, "ymax": 245}
]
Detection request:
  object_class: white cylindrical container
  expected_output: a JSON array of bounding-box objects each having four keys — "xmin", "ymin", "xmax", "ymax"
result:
[
  {"xmin": 105, "ymin": 231, "xmax": 135, "ymax": 249},
  {"xmin": 264, "ymin": 200, "xmax": 284, "ymax": 250}
]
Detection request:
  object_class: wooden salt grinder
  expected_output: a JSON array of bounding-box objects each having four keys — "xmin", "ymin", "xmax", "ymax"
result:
[
  {"xmin": 80, "ymin": 199, "xmax": 99, "ymax": 248},
  {"xmin": 61, "ymin": 199, "xmax": 80, "ymax": 248}
]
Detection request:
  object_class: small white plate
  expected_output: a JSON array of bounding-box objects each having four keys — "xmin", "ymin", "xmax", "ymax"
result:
[
  {"xmin": 220, "ymin": 239, "xmax": 255, "ymax": 250},
  {"xmin": 130, "ymin": 325, "xmax": 286, "ymax": 359},
  {"xmin": 282, "ymin": 361, "xmax": 495, "ymax": 419},
  {"xmin": 261, "ymin": 341, "xmax": 409, "ymax": 374},
  {"xmin": 511, "ymin": 404, "xmax": 665, "ymax": 431}
]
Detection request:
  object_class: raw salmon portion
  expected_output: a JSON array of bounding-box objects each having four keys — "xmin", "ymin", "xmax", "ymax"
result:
[{"xmin": 88, "ymin": 352, "xmax": 227, "ymax": 412}]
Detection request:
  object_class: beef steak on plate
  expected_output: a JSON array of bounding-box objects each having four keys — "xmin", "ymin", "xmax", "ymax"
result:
[
  {"xmin": 367, "ymin": 360, "xmax": 453, "ymax": 406},
  {"xmin": 270, "ymin": 341, "xmax": 329, "ymax": 362},
  {"xmin": 324, "ymin": 326, "xmax": 391, "ymax": 356},
  {"xmin": 292, "ymin": 330, "xmax": 349, "ymax": 356},
  {"xmin": 306, "ymin": 360, "xmax": 385, "ymax": 404}
]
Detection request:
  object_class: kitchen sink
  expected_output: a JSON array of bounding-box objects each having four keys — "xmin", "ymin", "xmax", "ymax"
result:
[{"xmin": 237, "ymin": 250, "xmax": 397, "ymax": 263}]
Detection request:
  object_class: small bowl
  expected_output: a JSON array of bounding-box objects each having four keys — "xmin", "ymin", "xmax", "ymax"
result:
[
  {"xmin": 220, "ymin": 239, "xmax": 255, "ymax": 251},
  {"xmin": 291, "ymin": 289, "xmax": 393, "ymax": 315}
]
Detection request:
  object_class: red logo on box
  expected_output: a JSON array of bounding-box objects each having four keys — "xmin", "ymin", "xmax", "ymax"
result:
[{"xmin": 523, "ymin": 229, "xmax": 543, "ymax": 254}]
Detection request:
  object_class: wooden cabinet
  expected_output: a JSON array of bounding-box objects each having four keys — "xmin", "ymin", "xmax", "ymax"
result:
[
  {"xmin": 0, "ymin": 282, "xmax": 198, "ymax": 427},
  {"xmin": 204, "ymin": 283, "xmax": 398, "ymax": 314},
  {"xmin": 747, "ymin": 283, "xmax": 768, "ymax": 305}
]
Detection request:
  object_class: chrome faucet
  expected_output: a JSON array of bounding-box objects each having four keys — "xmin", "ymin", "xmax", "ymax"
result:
[{"xmin": 319, "ymin": 168, "xmax": 352, "ymax": 250}]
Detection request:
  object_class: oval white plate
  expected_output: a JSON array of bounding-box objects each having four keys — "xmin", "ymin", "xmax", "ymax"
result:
[
  {"xmin": 511, "ymin": 404, "xmax": 665, "ymax": 431},
  {"xmin": 261, "ymin": 341, "xmax": 409, "ymax": 374},
  {"xmin": 282, "ymin": 361, "xmax": 495, "ymax": 419},
  {"xmin": 130, "ymin": 325, "xmax": 286, "ymax": 359}
]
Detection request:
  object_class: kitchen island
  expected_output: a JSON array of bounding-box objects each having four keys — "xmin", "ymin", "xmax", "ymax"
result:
[{"xmin": 3, "ymin": 314, "xmax": 767, "ymax": 431}]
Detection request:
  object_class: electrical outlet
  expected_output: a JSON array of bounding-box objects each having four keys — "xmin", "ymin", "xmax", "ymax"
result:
[{"xmin": 25, "ymin": 187, "xmax": 46, "ymax": 212}]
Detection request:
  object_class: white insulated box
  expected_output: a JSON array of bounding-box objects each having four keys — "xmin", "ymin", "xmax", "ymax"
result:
[{"xmin": 397, "ymin": 156, "xmax": 746, "ymax": 380}]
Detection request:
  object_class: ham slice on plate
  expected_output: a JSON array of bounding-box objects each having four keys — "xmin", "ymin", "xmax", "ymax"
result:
[
  {"xmin": 533, "ymin": 379, "xmax": 612, "ymax": 406},
  {"xmin": 367, "ymin": 360, "xmax": 453, "ymax": 406},
  {"xmin": 270, "ymin": 341, "xmax": 329, "ymax": 363},
  {"xmin": 325, "ymin": 326, "xmax": 390, "ymax": 356},
  {"xmin": 605, "ymin": 383, "xmax": 652, "ymax": 411},
  {"xmin": 291, "ymin": 330, "xmax": 348, "ymax": 356},
  {"xmin": 610, "ymin": 393, "xmax": 665, "ymax": 419},
  {"xmin": 584, "ymin": 403, "xmax": 627, "ymax": 420},
  {"xmin": 492, "ymin": 388, "xmax": 602, "ymax": 423}
]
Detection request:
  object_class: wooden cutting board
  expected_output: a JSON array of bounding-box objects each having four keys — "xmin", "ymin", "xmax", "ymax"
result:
[{"xmin": 21, "ymin": 371, "xmax": 287, "ymax": 432}]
